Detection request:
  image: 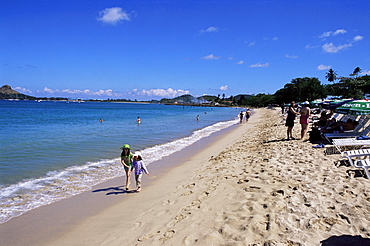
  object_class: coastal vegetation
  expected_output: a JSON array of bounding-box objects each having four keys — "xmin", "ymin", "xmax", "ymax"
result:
[
  {"xmin": 1, "ymin": 67, "xmax": 369, "ymax": 107},
  {"xmin": 246, "ymin": 67, "xmax": 370, "ymax": 107}
]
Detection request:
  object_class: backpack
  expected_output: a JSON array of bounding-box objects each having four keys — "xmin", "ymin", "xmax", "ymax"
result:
[{"xmin": 309, "ymin": 128, "xmax": 322, "ymax": 142}]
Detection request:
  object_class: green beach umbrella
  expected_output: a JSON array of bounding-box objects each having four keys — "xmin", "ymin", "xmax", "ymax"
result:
[
  {"xmin": 310, "ymin": 99, "xmax": 323, "ymax": 106},
  {"xmin": 335, "ymin": 99, "xmax": 370, "ymax": 115}
]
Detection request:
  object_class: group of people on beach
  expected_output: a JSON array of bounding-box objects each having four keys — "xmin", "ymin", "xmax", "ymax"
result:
[
  {"xmin": 318, "ymin": 114, "xmax": 359, "ymax": 133},
  {"xmin": 284, "ymin": 101, "xmax": 311, "ymax": 140},
  {"xmin": 120, "ymin": 144, "xmax": 149, "ymax": 192},
  {"xmin": 239, "ymin": 109, "xmax": 251, "ymax": 123},
  {"xmin": 284, "ymin": 101, "xmax": 361, "ymax": 141}
]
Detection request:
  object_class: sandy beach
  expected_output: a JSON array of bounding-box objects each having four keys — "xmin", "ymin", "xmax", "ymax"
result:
[{"xmin": 1, "ymin": 107, "xmax": 369, "ymax": 246}]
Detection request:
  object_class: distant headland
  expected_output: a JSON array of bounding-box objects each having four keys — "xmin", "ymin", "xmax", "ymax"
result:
[{"xmin": 0, "ymin": 85, "xmax": 250, "ymax": 107}]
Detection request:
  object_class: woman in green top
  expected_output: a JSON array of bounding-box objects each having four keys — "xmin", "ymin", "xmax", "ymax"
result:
[{"xmin": 121, "ymin": 144, "xmax": 134, "ymax": 191}]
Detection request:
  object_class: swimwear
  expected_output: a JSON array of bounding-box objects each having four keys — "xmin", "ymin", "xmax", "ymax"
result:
[
  {"xmin": 300, "ymin": 115, "xmax": 309, "ymax": 125},
  {"xmin": 121, "ymin": 152, "xmax": 134, "ymax": 170}
]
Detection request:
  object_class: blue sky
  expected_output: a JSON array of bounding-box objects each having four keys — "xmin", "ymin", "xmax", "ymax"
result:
[{"xmin": 1, "ymin": 0, "xmax": 369, "ymax": 100}]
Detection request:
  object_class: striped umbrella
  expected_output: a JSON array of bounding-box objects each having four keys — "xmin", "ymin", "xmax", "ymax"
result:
[{"xmin": 335, "ymin": 99, "xmax": 370, "ymax": 115}]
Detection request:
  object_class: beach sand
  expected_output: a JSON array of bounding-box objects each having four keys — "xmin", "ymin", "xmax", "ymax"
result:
[{"xmin": 1, "ymin": 108, "xmax": 369, "ymax": 246}]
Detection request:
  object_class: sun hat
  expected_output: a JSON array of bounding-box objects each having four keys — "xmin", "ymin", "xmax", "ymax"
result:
[
  {"xmin": 133, "ymin": 151, "xmax": 142, "ymax": 157},
  {"xmin": 303, "ymin": 101, "xmax": 309, "ymax": 105},
  {"xmin": 121, "ymin": 144, "xmax": 131, "ymax": 149}
]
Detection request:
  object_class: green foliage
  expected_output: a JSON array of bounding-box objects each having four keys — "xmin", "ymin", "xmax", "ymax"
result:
[
  {"xmin": 200, "ymin": 95, "xmax": 218, "ymax": 102},
  {"xmin": 245, "ymin": 94, "xmax": 275, "ymax": 107},
  {"xmin": 326, "ymin": 75, "xmax": 370, "ymax": 99},
  {"xmin": 0, "ymin": 93, "xmax": 37, "ymax": 100},
  {"xmin": 274, "ymin": 77, "xmax": 327, "ymax": 104},
  {"xmin": 326, "ymin": 69, "xmax": 338, "ymax": 83}
]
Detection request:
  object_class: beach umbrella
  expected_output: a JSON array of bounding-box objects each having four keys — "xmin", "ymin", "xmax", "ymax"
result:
[
  {"xmin": 335, "ymin": 99, "xmax": 370, "ymax": 115},
  {"xmin": 310, "ymin": 99, "xmax": 323, "ymax": 106},
  {"xmin": 329, "ymin": 99, "xmax": 354, "ymax": 110}
]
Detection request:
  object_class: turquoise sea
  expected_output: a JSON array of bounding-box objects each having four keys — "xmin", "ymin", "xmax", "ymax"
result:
[{"xmin": 0, "ymin": 100, "xmax": 242, "ymax": 223}]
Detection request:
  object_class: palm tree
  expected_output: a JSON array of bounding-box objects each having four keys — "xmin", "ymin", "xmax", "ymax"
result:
[
  {"xmin": 325, "ymin": 69, "xmax": 338, "ymax": 83},
  {"xmin": 350, "ymin": 67, "xmax": 362, "ymax": 77}
]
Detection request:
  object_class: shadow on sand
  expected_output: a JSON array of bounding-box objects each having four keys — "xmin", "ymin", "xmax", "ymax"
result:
[
  {"xmin": 320, "ymin": 235, "xmax": 370, "ymax": 246},
  {"xmin": 92, "ymin": 186, "xmax": 137, "ymax": 195}
]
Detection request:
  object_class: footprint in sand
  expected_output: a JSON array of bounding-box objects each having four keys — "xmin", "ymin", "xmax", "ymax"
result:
[
  {"xmin": 181, "ymin": 190, "xmax": 194, "ymax": 196},
  {"xmin": 244, "ymin": 186, "xmax": 262, "ymax": 192},
  {"xmin": 271, "ymin": 189, "xmax": 285, "ymax": 196},
  {"xmin": 163, "ymin": 199, "xmax": 175, "ymax": 205},
  {"xmin": 137, "ymin": 231, "xmax": 161, "ymax": 242},
  {"xmin": 132, "ymin": 221, "xmax": 142, "ymax": 229},
  {"xmin": 185, "ymin": 183, "xmax": 196, "ymax": 189},
  {"xmin": 183, "ymin": 235, "xmax": 198, "ymax": 245},
  {"xmin": 160, "ymin": 229, "xmax": 176, "ymax": 242}
]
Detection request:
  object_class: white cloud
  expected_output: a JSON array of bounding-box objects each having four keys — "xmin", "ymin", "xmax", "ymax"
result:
[
  {"xmin": 317, "ymin": 64, "xmax": 331, "ymax": 70},
  {"xmin": 14, "ymin": 86, "xmax": 33, "ymax": 94},
  {"xmin": 285, "ymin": 54, "xmax": 298, "ymax": 59},
  {"xmin": 353, "ymin": 35, "xmax": 364, "ymax": 41},
  {"xmin": 219, "ymin": 85, "xmax": 229, "ymax": 91},
  {"xmin": 97, "ymin": 7, "xmax": 131, "ymax": 25},
  {"xmin": 334, "ymin": 29, "xmax": 347, "ymax": 35},
  {"xmin": 134, "ymin": 88, "xmax": 189, "ymax": 98},
  {"xmin": 305, "ymin": 44, "xmax": 318, "ymax": 49},
  {"xmin": 250, "ymin": 62, "xmax": 269, "ymax": 68},
  {"xmin": 43, "ymin": 87, "xmax": 55, "ymax": 93},
  {"xmin": 320, "ymin": 29, "xmax": 347, "ymax": 38},
  {"xmin": 41, "ymin": 87, "xmax": 121, "ymax": 97},
  {"xmin": 247, "ymin": 41, "xmax": 256, "ymax": 47},
  {"xmin": 201, "ymin": 54, "xmax": 221, "ymax": 60},
  {"xmin": 322, "ymin": 42, "xmax": 352, "ymax": 53},
  {"xmin": 236, "ymin": 60, "xmax": 244, "ymax": 65},
  {"xmin": 360, "ymin": 70, "xmax": 370, "ymax": 75},
  {"xmin": 200, "ymin": 26, "xmax": 219, "ymax": 34}
]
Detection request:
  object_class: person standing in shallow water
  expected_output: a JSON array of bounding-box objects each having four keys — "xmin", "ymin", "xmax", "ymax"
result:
[
  {"xmin": 285, "ymin": 101, "xmax": 299, "ymax": 140},
  {"xmin": 120, "ymin": 144, "xmax": 134, "ymax": 191}
]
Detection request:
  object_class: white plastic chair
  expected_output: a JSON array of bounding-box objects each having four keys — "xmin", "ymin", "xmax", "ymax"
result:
[{"xmin": 341, "ymin": 149, "xmax": 370, "ymax": 178}]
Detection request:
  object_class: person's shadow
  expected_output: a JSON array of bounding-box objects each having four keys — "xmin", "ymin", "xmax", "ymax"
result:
[
  {"xmin": 320, "ymin": 235, "xmax": 370, "ymax": 246},
  {"xmin": 92, "ymin": 186, "xmax": 137, "ymax": 195}
]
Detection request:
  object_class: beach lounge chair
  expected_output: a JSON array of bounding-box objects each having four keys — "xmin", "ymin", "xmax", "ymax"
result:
[
  {"xmin": 341, "ymin": 149, "xmax": 370, "ymax": 178},
  {"xmin": 323, "ymin": 116, "xmax": 370, "ymax": 142},
  {"xmin": 332, "ymin": 138, "xmax": 370, "ymax": 152}
]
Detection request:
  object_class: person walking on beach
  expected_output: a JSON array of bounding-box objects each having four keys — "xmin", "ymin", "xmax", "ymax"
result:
[
  {"xmin": 280, "ymin": 103, "xmax": 285, "ymax": 114},
  {"xmin": 285, "ymin": 101, "xmax": 299, "ymax": 140},
  {"xmin": 239, "ymin": 111, "xmax": 244, "ymax": 123},
  {"xmin": 120, "ymin": 144, "xmax": 134, "ymax": 191},
  {"xmin": 132, "ymin": 152, "xmax": 149, "ymax": 192},
  {"xmin": 245, "ymin": 109, "xmax": 251, "ymax": 122},
  {"xmin": 299, "ymin": 101, "xmax": 311, "ymax": 140}
]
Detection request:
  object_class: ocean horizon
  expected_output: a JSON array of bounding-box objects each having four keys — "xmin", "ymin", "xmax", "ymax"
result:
[{"xmin": 0, "ymin": 100, "xmax": 243, "ymax": 223}]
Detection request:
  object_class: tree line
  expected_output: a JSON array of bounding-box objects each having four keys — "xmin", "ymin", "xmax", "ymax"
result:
[{"xmin": 241, "ymin": 67, "xmax": 370, "ymax": 107}]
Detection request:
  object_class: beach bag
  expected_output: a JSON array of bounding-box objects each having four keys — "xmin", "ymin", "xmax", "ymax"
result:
[{"xmin": 309, "ymin": 128, "xmax": 321, "ymax": 141}]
